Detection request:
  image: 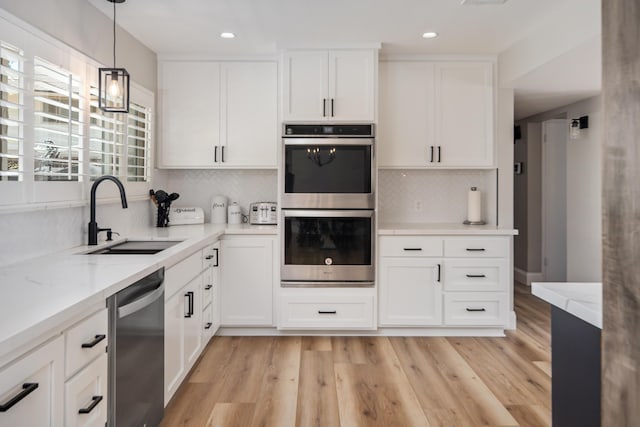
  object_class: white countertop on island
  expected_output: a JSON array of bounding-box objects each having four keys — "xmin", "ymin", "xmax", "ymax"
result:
[
  {"xmin": 0, "ymin": 223, "xmax": 277, "ymax": 362},
  {"xmin": 378, "ymin": 222, "xmax": 518, "ymax": 236},
  {"xmin": 532, "ymin": 282, "xmax": 602, "ymax": 329}
]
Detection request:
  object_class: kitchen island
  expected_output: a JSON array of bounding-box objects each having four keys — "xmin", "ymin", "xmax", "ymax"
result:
[{"xmin": 532, "ymin": 282, "xmax": 602, "ymax": 427}]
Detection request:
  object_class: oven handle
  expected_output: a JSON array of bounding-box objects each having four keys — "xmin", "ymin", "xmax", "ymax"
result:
[
  {"xmin": 283, "ymin": 138, "xmax": 373, "ymax": 146},
  {"xmin": 282, "ymin": 209, "xmax": 374, "ymax": 218},
  {"xmin": 281, "ymin": 281, "xmax": 375, "ymax": 288}
]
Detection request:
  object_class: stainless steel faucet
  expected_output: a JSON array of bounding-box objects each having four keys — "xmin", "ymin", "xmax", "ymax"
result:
[{"xmin": 88, "ymin": 175, "xmax": 128, "ymax": 245}]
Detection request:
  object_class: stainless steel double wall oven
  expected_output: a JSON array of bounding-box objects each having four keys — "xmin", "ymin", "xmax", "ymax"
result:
[{"xmin": 281, "ymin": 124, "xmax": 375, "ymax": 286}]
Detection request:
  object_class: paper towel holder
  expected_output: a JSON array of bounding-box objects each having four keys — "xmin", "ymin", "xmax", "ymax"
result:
[{"xmin": 463, "ymin": 186, "xmax": 486, "ymax": 225}]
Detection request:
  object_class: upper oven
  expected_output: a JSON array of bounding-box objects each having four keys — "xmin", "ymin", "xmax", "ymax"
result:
[{"xmin": 281, "ymin": 124, "xmax": 375, "ymax": 209}]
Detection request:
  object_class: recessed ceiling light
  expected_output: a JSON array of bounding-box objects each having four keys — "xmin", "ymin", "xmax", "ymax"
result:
[
  {"xmin": 422, "ymin": 32, "xmax": 439, "ymax": 39},
  {"xmin": 460, "ymin": 0, "xmax": 508, "ymax": 5},
  {"xmin": 220, "ymin": 32, "xmax": 235, "ymax": 39}
]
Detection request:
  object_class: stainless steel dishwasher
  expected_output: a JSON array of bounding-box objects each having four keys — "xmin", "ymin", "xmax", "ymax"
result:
[{"xmin": 107, "ymin": 268, "xmax": 164, "ymax": 427}]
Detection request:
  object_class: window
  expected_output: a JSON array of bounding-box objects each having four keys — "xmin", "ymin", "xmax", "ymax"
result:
[
  {"xmin": 0, "ymin": 41, "xmax": 23, "ymax": 182},
  {"xmin": 33, "ymin": 57, "xmax": 84, "ymax": 181},
  {"xmin": 88, "ymin": 87, "xmax": 151, "ymax": 184}
]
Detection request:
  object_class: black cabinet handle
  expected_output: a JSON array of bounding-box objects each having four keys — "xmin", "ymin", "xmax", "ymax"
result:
[
  {"xmin": 205, "ymin": 284, "xmax": 213, "ymax": 290},
  {"xmin": 437, "ymin": 264, "xmax": 441, "ymax": 282},
  {"xmin": 214, "ymin": 146, "xmax": 218, "ymax": 162},
  {"xmin": 185, "ymin": 292, "xmax": 194, "ymax": 318},
  {"xmin": 318, "ymin": 310, "xmax": 337, "ymax": 314},
  {"xmin": 403, "ymin": 248, "xmax": 422, "ymax": 251},
  {"xmin": 81, "ymin": 334, "xmax": 106, "ymax": 349},
  {"xmin": 466, "ymin": 308, "xmax": 486, "ymax": 312},
  {"xmin": 204, "ymin": 322, "xmax": 213, "ymax": 330},
  {"xmin": 205, "ymin": 255, "xmax": 214, "ymax": 260},
  {"xmin": 466, "ymin": 274, "xmax": 486, "ymax": 278},
  {"xmin": 430, "ymin": 146, "xmax": 434, "ymax": 162},
  {"xmin": 466, "ymin": 248, "xmax": 486, "ymax": 252},
  {"xmin": 437, "ymin": 146, "xmax": 441, "ymax": 163},
  {"xmin": 322, "ymin": 99, "xmax": 326, "ymax": 117},
  {"xmin": 213, "ymin": 248, "xmax": 219, "ymax": 267},
  {"xmin": 0, "ymin": 383, "xmax": 39, "ymax": 412},
  {"xmin": 78, "ymin": 395, "xmax": 103, "ymax": 414},
  {"xmin": 331, "ymin": 98, "xmax": 334, "ymax": 117},
  {"xmin": 221, "ymin": 146, "xmax": 225, "ymax": 162}
]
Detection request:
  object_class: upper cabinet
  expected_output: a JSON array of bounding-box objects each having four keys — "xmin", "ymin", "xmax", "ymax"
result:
[
  {"xmin": 159, "ymin": 61, "xmax": 278, "ymax": 169},
  {"xmin": 378, "ymin": 61, "xmax": 494, "ymax": 168},
  {"xmin": 282, "ymin": 50, "xmax": 376, "ymax": 122}
]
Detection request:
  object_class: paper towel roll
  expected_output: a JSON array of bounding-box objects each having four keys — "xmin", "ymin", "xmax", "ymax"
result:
[
  {"xmin": 467, "ymin": 187, "xmax": 482, "ymax": 223},
  {"xmin": 211, "ymin": 195, "xmax": 227, "ymax": 224}
]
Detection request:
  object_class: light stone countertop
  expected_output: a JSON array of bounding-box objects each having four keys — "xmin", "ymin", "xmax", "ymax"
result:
[
  {"xmin": 0, "ymin": 223, "xmax": 276, "ymax": 361},
  {"xmin": 531, "ymin": 282, "xmax": 603, "ymax": 329},
  {"xmin": 378, "ymin": 223, "xmax": 518, "ymax": 236}
]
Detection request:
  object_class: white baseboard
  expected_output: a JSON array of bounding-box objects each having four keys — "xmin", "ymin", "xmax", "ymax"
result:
[{"xmin": 514, "ymin": 268, "xmax": 544, "ymax": 286}]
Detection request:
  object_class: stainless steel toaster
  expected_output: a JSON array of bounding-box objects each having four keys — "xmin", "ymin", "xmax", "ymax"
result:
[{"xmin": 249, "ymin": 202, "xmax": 277, "ymax": 225}]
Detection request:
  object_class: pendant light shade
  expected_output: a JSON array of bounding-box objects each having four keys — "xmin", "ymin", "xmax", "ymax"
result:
[{"xmin": 99, "ymin": 0, "xmax": 129, "ymax": 113}]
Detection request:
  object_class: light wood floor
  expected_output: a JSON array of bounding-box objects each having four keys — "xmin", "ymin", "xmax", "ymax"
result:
[{"xmin": 161, "ymin": 283, "xmax": 551, "ymax": 427}]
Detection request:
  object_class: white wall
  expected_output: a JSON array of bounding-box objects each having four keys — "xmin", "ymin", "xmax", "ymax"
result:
[{"xmin": 516, "ymin": 96, "xmax": 602, "ymax": 282}]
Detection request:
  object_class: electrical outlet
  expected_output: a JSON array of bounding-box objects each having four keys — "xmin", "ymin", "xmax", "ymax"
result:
[{"xmin": 414, "ymin": 200, "xmax": 422, "ymax": 211}]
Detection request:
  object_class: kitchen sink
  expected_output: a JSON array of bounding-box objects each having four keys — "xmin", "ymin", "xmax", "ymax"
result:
[{"xmin": 86, "ymin": 240, "xmax": 183, "ymax": 255}]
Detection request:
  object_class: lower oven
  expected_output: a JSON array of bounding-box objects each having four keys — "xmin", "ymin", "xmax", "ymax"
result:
[{"xmin": 281, "ymin": 209, "xmax": 374, "ymax": 286}]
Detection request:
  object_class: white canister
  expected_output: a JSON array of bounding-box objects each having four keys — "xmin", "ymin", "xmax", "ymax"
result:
[
  {"xmin": 227, "ymin": 202, "xmax": 242, "ymax": 225},
  {"xmin": 211, "ymin": 195, "xmax": 227, "ymax": 224}
]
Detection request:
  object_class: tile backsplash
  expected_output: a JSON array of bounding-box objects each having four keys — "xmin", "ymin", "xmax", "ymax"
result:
[
  {"xmin": 0, "ymin": 200, "xmax": 151, "ymax": 267},
  {"xmin": 165, "ymin": 169, "xmax": 277, "ymax": 222},
  {"xmin": 378, "ymin": 169, "xmax": 497, "ymax": 224}
]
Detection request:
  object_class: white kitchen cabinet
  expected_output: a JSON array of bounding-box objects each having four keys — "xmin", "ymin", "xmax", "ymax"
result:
[
  {"xmin": 164, "ymin": 272, "xmax": 203, "ymax": 404},
  {"xmin": 283, "ymin": 50, "xmax": 376, "ymax": 122},
  {"xmin": 221, "ymin": 236, "xmax": 275, "ymax": 326},
  {"xmin": 379, "ymin": 256, "xmax": 443, "ymax": 326},
  {"xmin": 378, "ymin": 60, "xmax": 494, "ymax": 168},
  {"xmin": 159, "ymin": 60, "xmax": 278, "ymax": 168},
  {"xmin": 159, "ymin": 61, "xmax": 220, "ymax": 167},
  {"xmin": 64, "ymin": 353, "xmax": 108, "ymax": 427},
  {"xmin": 0, "ymin": 336, "xmax": 64, "ymax": 427}
]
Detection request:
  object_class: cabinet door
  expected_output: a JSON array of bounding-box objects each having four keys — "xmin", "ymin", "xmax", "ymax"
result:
[
  {"xmin": 221, "ymin": 62, "xmax": 278, "ymax": 167},
  {"xmin": 434, "ymin": 62, "xmax": 494, "ymax": 167},
  {"xmin": 0, "ymin": 336, "xmax": 64, "ymax": 427},
  {"xmin": 282, "ymin": 51, "xmax": 328, "ymax": 121},
  {"xmin": 378, "ymin": 61, "xmax": 435, "ymax": 168},
  {"xmin": 64, "ymin": 354, "xmax": 108, "ymax": 427},
  {"xmin": 183, "ymin": 276, "xmax": 203, "ymax": 369},
  {"xmin": 379, "ymin": 257, "xmax": 443, "ymax": 326},
  {"xmin": 221, "ymin": 237, "xmax": 274, "ymax": 326},
  {"xmin": 159, "ymin": 61, "xmax": 220, "ymax": 167},
  {"xmin": 164, "ymin": 290, "xmax": 184, "ymax": 404},
  {"xmin": 328, "ymin": 50, "xmax": 376, "ymax": 121}
]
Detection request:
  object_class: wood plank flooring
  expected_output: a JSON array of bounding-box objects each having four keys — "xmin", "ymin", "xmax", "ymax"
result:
[{"xmin": 161, "ymin": 283, "xmax": 551, "ymax": 427}]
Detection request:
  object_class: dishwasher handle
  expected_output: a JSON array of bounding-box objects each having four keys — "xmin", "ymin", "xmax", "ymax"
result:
[{"xmin": 118, "ymin": 283, "xmax": 164, "ymax": 319}]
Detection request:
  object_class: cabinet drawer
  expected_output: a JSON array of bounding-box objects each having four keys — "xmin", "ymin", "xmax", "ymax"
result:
[
  {"xmin": 202, "ymin": 269, "xmax": 214, "ymax": 308},
  {"xmin": 202, "ymin": 303, "xmax": 216, "ymax": 344},
  {"xmin": 444, "ymin": 259, "xmax": 508, "ymax": 292},
  {"xmin": 202, "ymin": 244, "xmax": 219, "ymax": 270},
  {"xmin": 379, "ymin": 236, "xmax": 443, "ymax": 257},
  {"xmin": 65, "ymin": 309, "xmax": 108, "ymax": 379},
  {"xmin": 64, "ymin": 353, "xmax": 108, "ymax": 427},
  {"xmin": 443, "ymin": 237, "xmax": 508, "ymax": 258},
  {"xmin": 280, "ymin": 294, "xmax": 374, "ymax": 330},
  {"xmin": 0, "ymin": 336, "xmax": 64, "ymax": 427},
  {"xmin": 444, "ymin": 292, "xmax": 508, "ymax": 326},
  {"xmin": 165, "ymin": 250, "xmax": 203, "ymax": 299}
]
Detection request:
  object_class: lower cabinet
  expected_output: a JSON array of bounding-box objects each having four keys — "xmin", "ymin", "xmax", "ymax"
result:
[
  {"xmin": 164, "ymin": 273, "xmax": 202, "ymax": 404},
  {"xmin": 279, "ymin": 289, "xmax": 375, "ymax": 330},
  {"xmin": 221, "ymin": 236, "xmax": 275, "ymax": 326},
  {"xmin": 0, "ymin": 336, "xmax": 64, "ymax": 427},
  {"xmin": 378, "ymin": 257, "xmax": 443, "ymax": 326},
  {"xmin": 64, "ymin": 353, "xmax": 108, "ymax": 427}
]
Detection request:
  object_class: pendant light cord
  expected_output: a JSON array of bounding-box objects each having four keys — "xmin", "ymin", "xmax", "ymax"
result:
[{"xmin": 112, "ymin": 0, "xmax": 117, "ymax": 67}]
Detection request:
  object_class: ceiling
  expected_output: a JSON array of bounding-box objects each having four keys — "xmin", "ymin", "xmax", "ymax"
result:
[{"xmin": 89, "ymin": 0, "xmax": 601, "ymax": 118}]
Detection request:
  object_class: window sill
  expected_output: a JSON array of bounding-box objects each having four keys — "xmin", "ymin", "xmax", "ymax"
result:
[{"xmin": 0, "ymin": 195, "xmax": 150, "ymax": 215}]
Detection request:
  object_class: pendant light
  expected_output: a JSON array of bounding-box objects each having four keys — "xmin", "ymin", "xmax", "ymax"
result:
[{"xmin": 99, "ymin": 0, "xmax": 130, "ymax": 113}]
